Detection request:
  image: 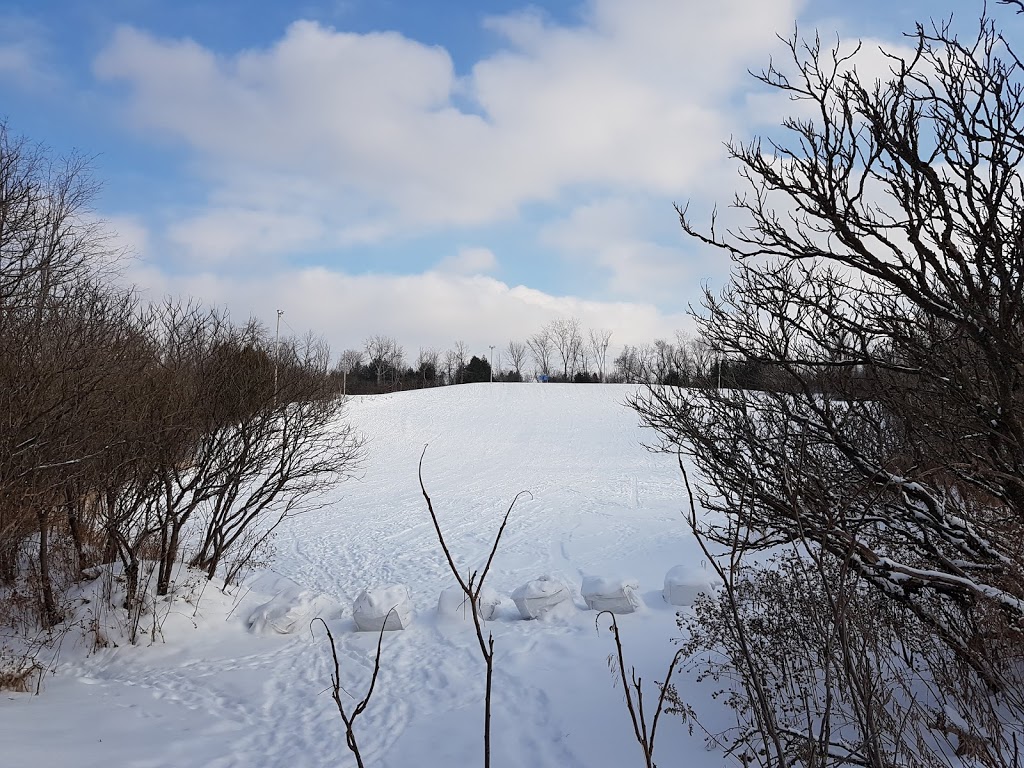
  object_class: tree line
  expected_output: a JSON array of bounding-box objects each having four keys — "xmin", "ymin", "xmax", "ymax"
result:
[
  {"xmin": 336, "ymin": 324, "xmax": 860, "ymax": 396},
  {"xmin": 333, "ymin": 323, "xmax": 764, "ymax": 395}
]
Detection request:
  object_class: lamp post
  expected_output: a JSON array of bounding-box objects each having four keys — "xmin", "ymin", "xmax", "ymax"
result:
[
  {"xmin": 489, "ymin": 345, "xmax": 495, "ymax": 383},
  {"xmin": 274, "ymin": 309, "xmax": 283, "ymax": 406}
]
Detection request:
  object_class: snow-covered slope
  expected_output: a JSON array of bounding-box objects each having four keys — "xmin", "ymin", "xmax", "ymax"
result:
[{"xmin": 2, "ymin": 383, "xmax": 722, "ymax": 767}]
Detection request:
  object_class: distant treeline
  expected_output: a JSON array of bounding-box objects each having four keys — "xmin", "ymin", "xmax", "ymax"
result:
[{"xmin": 332, "ymin": 324, "xmax": 883, "ymax": 396}]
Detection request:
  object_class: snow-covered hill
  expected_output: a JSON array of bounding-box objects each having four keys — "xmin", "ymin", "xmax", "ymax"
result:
[{"xmin": 2, "ymin": 383, "xmax": 724, "ymax": 767}]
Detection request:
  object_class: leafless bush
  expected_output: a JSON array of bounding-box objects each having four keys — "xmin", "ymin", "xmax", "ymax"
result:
[
  {"xmin": 313, "ymin": 614, "xmax": 392, "ymax": 768},
  {"xmin": 0, "ymin": 121, "xmax": 136, "ymax": 628},
  {"xmin": 0, "ymin": 123, "xmax": 361, "ymax": 652},
  {"xmin": 633, "ymin": 9, "xmax": 1024, "ymax": 765},
  {"xmin": 674, "ymin": 535, "xmax": 1024, "ymax": 766},
  {"xmin": 598, "ymin": 610, "xmax": 686, "ymax": 768}
]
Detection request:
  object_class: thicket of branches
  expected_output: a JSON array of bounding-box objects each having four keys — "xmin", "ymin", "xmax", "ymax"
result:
[
  {"xmin": 635, "ymin": 9, "xmax": 1024, "ymax": 766},
  {"xmin": 0, "ymin": 124, "xmax": 360, "ymax": 651}
]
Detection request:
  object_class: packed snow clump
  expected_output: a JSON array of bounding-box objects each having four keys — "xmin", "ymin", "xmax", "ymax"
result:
[
  {"xmin": 247, "ymin": 587, "xmax": 342, "ymax": 635},
  {"xmin": 581, "ymin": 576, "xmax": 642, "ymax": 614},
  {"xmin": 511, "ymin": 576, "xmax": 574, "ymax": 620},
  {"xmin": 437, "ymin": 585, "xmax": 501, "ymax": 622},
  {"xmin": 663, "ymin": 565, "xmax": 714, "ymax": 607},
  {"xmin": 353, "ymin": 584, "xmax": 413, "ymax": 631}
]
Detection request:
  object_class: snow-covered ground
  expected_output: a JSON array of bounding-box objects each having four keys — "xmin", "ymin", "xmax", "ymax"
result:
[{"xmin": 2, "ymin": 383, "xmax": 729, "ymax": 767}]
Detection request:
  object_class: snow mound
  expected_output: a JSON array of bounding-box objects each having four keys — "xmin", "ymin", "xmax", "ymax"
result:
[
  {"xmin": 581, "ymin": 576, "xmax": 642, "ymax": 614},
  {"xmin": 511, "ymin": 576, "xmax": 573, "ymax": 620},
  {"xmin": 663, "ymin": 565, "xmax": 714, "ymax": 607},
  {"xmin": 437, "ymin": 585, "xmax": 501, "ymax": 622},
  {"xmin": 247, "ymin": 588, "xmax": 342, "ymax": 635},
  {"xmin": 353, "ymin": 584, "xmax": 413, "ymax": 631}
]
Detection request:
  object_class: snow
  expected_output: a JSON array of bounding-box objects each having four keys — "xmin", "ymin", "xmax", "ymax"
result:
[
  {"xmin": 511, "ymin": 575, "xmax": 575, "ymax": 619},
  {"xmin": 248, "ymin": 586, "xmax": 344, "ymax": 635},
  {"xmin": 662, "ymin": 564, "xmax": 714, "ymax": 607},
  {"xmin": 353, "ymin": 584, "xmax": 414, "ymax": 632},
  {"xmin": 1, "ymin": 383, "xmax": 726, "ymax": 767},
  {"xmin": 580, "ymin": 576, "xmax": 642, "ymax": 614},
  {"xmin": 437, "ymin": 585, "xmax": 501, "ymax": 622}
]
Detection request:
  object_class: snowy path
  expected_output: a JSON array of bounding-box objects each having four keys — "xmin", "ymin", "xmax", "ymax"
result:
[{"xmin": 3, "ymin": 384, "xmax": 724, "ymax": 767}]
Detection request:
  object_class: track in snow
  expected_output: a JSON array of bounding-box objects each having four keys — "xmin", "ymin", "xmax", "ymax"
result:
[{"xmin": 3, "ymin": 384, "xmax": 719, "ymax": 768}]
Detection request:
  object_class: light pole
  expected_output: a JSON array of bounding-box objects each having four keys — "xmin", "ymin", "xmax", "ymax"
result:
[
  {"xmin": 274, "ymin": 309, "xmax": 283, "ymax": 406},
  {"xmin": 488, "ymin": 345, "xmax": 495, "ymax": 383}
]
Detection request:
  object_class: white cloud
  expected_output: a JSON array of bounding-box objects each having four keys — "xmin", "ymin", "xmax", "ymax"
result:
[
  {"xmin": 94, "ymin": 0, "xmax": 803, "ymax": 246},
  {"xmin": 0, "ymin": 43, "xmax": 38, "ymax": 81},
  {"xmin": 89, "ymin": 0, "xmax": 831, "ymax": 350},
  {"xmin": 103, "ymin": 213, "xmax": 150, "ymax": 259},
  {"xmin": 0, "ymin": 15, "xmax": 57, "ymax": 89},
  {"xmin": 541, "ymin": 197, "xmax": 712, "ymax": 299},
  {"xmin": 435, "ymin": 246, "xmax": 498, "ymax": 275},
  {"xmin": 166, "ymin": 207, "xmax": 326, "ymax": 266},
  {"xmin": 125, "ymin": 262, "xmax": 693, "ymax": 359}
]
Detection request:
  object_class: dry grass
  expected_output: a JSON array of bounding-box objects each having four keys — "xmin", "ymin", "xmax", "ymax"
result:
[{"xmin": 0, "ymin": 650, "xmax": 43, "ymax": 693}]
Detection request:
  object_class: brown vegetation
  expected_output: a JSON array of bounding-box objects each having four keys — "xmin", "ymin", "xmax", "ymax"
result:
[
  {"xmin": 634, "ymin": 9, "xmax": 1024, "ymax": 766},
  {"xmin": 0, "ymin": 123, "xmax": 361, "ymax": 665}
]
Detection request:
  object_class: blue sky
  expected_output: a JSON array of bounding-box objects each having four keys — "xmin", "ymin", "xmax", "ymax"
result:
[{"xmin": 0, "ymin": 0, "xmax": 1007, "ymax": 362}]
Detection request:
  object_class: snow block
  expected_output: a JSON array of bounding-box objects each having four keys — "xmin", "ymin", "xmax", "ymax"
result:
[
  {"xmin": 352, "ymin": 584, "xmax": 413, "ymax": 632},
  {"xmin": 511, "ymin": 576, "xmax": 573, "ymax": 620},
  {"xmin": 581, "ymin": 576, "xmax": 642, "ymax": 614},
  {"xmin": 663, "ymin": 566, "xmax": 713, "ymax": 607},
  {"xmin": 437, "ymin": 585, "xmax": 501, "ymax": 622},
  {"xmin": 247, "ymin": 588, "xmax": 342, "ymax": 635}
]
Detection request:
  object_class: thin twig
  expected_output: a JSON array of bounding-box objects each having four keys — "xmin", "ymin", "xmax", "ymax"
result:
[
  {"xmin": 418, "ymin": 444, "xmax": 531, "ymax": 768},
  {"xmin": 597, "ymin": 609, "xmax": 686, "ymax": 768},
  {"xmin": 312, "ymin": 610, "xmax": 393, "ymax": 768}
]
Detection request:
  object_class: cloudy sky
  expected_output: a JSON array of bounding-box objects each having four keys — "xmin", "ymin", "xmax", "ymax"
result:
[{"xmin": 0, "ymin": 0, "xmax": 1005, "ymax": 362}]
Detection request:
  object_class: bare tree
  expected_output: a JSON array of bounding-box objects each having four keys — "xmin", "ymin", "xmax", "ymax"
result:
[
  {"xmin": 417, "ymin": 347, "xmax": 439, "ymax": 387},
  {"xmin": 389, "ymin": 344, "xmax": 406, "ymax": 389},
  {"xmin": 189, "ymin": 332, "xmax": 361, "ymax": 581},
  {"xmin": 526, "ymin": 328, "xmax": 553, "ymax": 378},
  {"xmin": 634, "ymin": 11, "xmax": 1024, "ymax": 763},
  {"xmin": 588, "ymin": 329, "xmax": 612, "ymax": 383},
  {"xmin": 335, "ymin": 348, "xmax": 363, "ymax": 395},
  {"xmin": 681, "ymin": 334, "xmax": 716, "ymax": 385},
  {"xmin": 505, "ymin": 340, "xmax": 528, "ymax": 379},
  {"xmin": 453, "ymin": 340, "xmax": 468, "ymax": 384},
  {"xmin": 4, "ymin": 283, "xmax": 146, "ymax": 625},
  {"xmin": 364, "ymin": 335, "xmax": 403, "ymax": 391},
  {"xmin": 649, "ymin": 339, "xmax": 686, "ymax": 385},
  {"xmin": 550, "ymin": 318, "xmax": 584, "ymax": 380},
  {"xmin": 441, "ymin": 347, "xmax": 459, "ymax": 386},
  {"xmin": 0, "ymin": 124, "xmax": 133, "ymax": 626},
  {"xmin": 337, "ymin": 349, "xmax": 363, "ymax": 373},
  {"xmin": 613, "ymin": 345, "xmax": 641, "ymax": 384},
  {"xmin": 0, "ymin": 122, "xmax": 114, "ymax": 315},
  {"xmin": 0, "ymin": 124, "xmax": 362, "ymax": 653}
]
